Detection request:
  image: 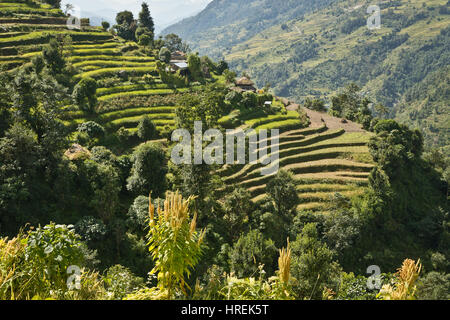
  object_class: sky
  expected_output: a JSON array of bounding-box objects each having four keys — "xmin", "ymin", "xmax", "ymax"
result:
[{"xmin": 61, "ymin": 0, "xmax": 212, "ymax": 34}]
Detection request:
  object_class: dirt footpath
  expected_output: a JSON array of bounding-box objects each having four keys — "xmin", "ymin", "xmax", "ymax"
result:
[{"xmin": 287, "ymin": 104, "xmax": 365, "ymax": 132}]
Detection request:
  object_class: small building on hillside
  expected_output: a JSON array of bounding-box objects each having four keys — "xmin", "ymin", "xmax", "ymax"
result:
[
  {"xmin": 169, "ymin": 61, "xmax": 189, "ymax": 76},
  {"xmin": 233, "ymin": 76, "xmax": 257, "ymax": 92},
  {"xmin": 168, "ymin": 51, "xmax": 188, "ymax": 76}
]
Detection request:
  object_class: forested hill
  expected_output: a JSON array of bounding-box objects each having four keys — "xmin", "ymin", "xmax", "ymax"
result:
[{"xmin": 162, "ymin": 0, "xmax": 450, "ymax": 153}]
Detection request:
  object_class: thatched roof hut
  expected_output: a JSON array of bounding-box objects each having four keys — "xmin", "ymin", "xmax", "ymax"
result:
[
  {"xmin": 64, "ymin": 144, "xmax": 91, "ymax": 161},
  {"xmin": 235, "ymin": 77, "xmax": 256, "ymax": 92},
  {"xmin": 235, "ymin": 77, "xmax": 255, "ymax": 86}
]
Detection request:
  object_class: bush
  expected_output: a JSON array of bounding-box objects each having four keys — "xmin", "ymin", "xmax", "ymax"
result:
[
  {"xmin": 77, "ymin": 121, "xmax": 105, "ymax": 139},
  {"xmin": 229, "ymin": 229, "xmax": 278, "ymax": 278},
  {"xmin": 101, "ymin": 21, "xmax": 110, "ymax": 31},
  {"xmin": 104, "ymin": 265, "xmax": 145, "ymax": 300},
  {"xmin": 24, "ymin": 223, "xmax": 86, "ymax": 296},
  {"xmin": 159, "ymin": 47, "xmax": 171, "ymax": 63},
  {"xmin": 225, "ymin": 90, "xmax": 243, "ymax": 105},
  {"xmin": 73, "ymin": 77, "xmax": 98, "ymax": 112},
  {"xmin": 126, "ymin": 142, "xmax": 167, "ymax": 197},
  {"xmin": 241, "ymin": 91, "xmax": 258, "ymax": 108},
  {"xmin": 139, "ymin": 34, "xmax": 151, "ymax": 47}
]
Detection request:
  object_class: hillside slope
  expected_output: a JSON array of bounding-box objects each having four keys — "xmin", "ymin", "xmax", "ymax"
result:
[
  {"xmin": 162, "ymin": 0, "xmax": 450, "ymax": 153},
  {"xmin": 0, "ymin": 0, "xmax": 387, "ymax": 216}
]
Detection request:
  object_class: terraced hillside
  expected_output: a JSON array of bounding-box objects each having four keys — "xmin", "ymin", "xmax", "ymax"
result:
[
  {"xmin": 0, "ymin": 0, "xmax": 189, "ymax": 139},
  {"xmin": 217, "ymin": 105, "xmax": 375, "ymax": 214},
  {"xmin": 0, "ymin": 0, "xmax": 376, "ymax": 215}
]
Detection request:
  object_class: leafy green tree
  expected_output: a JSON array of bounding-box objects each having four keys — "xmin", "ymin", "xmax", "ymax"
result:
[
  {"xmin": 11, "ymin": 68, "xmax": 67, "ymax": 145},
  {"xmin": 223, "ymin": 69, "xmax": 236, "ymax": 84},
  {"xmin": 417, "ymin": 272, "xmax": 450, "ymax": 300},
  {"xmin": 138, "ymin": 2, "xmax": 154, "ymax": 34},
  {"xmin": 221, "ymin": 188, "xmax": 253, "ymax": 242},
  {"xmin": 138, "ymin": 34, "xmax": 152, "ymax": 47},
  {"xmin": 187, "ymin": 53, "xmax": 203, "ymax": 81},
  {"xmin": 101, "ymin": 21, "xmax": 110, "ymax": 31},
  {"xmin": 115, "ymin": 11, "xmax": 137, "ymax": 41},
  {"xmin": 215, "ymin": 60, "xmax": 228, "ymax": 75},
  {"xmin": 127, "ymin": 195, "xmax": 150, "ymax": 232},
  {"xmin": 229, "ymin": 229, "xmax": 278, "ymax": 278},
  {"xmin": 304, "ymin": 97, "xmax": 327, "ymax": 112},
  {"xmin": 74, "ymin": 216, "xmax": 107, "ymax": 244},
  {"xmin": 126, "ymin": 142, "xmax": 167, "ymax": 197},
  {"xmin": 73, "ymin": 77, "xmax": 98, "ymax": 112},
  {"xmin": 42, "ymin": 38, "xmax": 66, "ymax": 76},
  {"xmin": 159, "ymin": 47, "xmax": 171, "ymax": 63},
  {"xmin": 137, "ymin": 116, "xmax": 157, "ymax": 141},
  {"xmin": 83, "ymin": 160, "xmax": 121, "ymax": 223},
  {"xmin": 164, "ymin": 33, "xmax": 190, "ymax": 53},
  {"xmin": 240, "ymin": 91, "xmax": 258, "ymax": 108},
  {"xmin": 225, "ymin": 90, "xmax": 242, "ymax": 106},
  {"xmin": 369, "ymin": 120, "xmax": 423, "ymax": 178},
  {"xmin": 329, "ymin": 83, "xmax": 373, "ymax": 129},
  {"xmin": 31, "ymin": 54, "xmax": 45, "ymax": 74},
  {"xmin": 266, "ymin": 170, "xmax": 299, "ymax": 218},
  {"xmin": 290, "ymin": 223, "xmax": 339, "ymax": 299},
  {"xmin": 116, "ymin": 11, "xmax": 134, "ymax": 25},
  {"xmin": 77, "ymin": 121, "xmax": 104, "ymax": 139}
]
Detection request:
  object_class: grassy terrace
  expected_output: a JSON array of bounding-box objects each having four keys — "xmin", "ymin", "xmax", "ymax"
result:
[
  {"xmin": 0, "ymin": 0, "xmax": 375, "ymax": 215},
  {"xmin": 217, "ymin": 111, "xmax": 374, "ymax": 211}
]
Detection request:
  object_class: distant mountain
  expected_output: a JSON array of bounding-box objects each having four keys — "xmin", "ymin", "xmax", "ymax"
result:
[
  {"xmin": 162, "ymin": 0, "xmax": 450, "ymax": 152},
  {"xmin": 62, "ymin": 0, "xmax": 212, "ymax": 33}
]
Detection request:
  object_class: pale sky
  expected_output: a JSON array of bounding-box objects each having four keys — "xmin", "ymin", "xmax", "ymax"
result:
[{"xmin": 61, "ymin": 0, "xmax": 212, "ymax": 33}]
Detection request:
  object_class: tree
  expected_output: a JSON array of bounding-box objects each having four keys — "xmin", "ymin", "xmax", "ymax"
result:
[
  {"xmin": 126, "ymin": 142, "xmax": 167, "ymax": 197},
  {"xmin": 116, "ymin": 11, "xmax": 134, "ymax": 25},
  {"xmin": 159, "ymin": 47, "xmax": 171, "ymax": 63},
  {"xmin": 115, "ymin": 11, "xmax": 137, "ymax": 41},
  {"xmin": 101, "ymin": 21, "xmax": 110, "ymax": 31},
  {"xmin": 163, "ymin": 33, "xmax": 190, "ymax": 53},
  {"xmin": 329, "ymin": 83, "xmax": 373, "ymax": 129},
  {"xmin": 369, "ymin": 120, "xmax": 423, "ymax": 178},
  {"xmin": 77, "ymin": 121, "xmax": 105, "ymax": 139},
  {"xmin": 137, "ymin": 116, "xmax": 157, "ymax": 140},
  {"xmin": 83, "ymin": 160, "xmax": 121, "ymax": 222},
  {"xmin": 222, "ymin": 188, "xmax": 253, "ymax": 242},
  {"xmin": 229, "ymin": 229, "xmax": 278, "ymax": 278},
  {"xmin": 216, "ymin": 60, "xmax": 228, "ymax": 75},
  {"xmin": 290, "ymin": 223, "xmax": 339, "ymax": 299},
  {"xmin": 138, "ymin": 34, "xmax": 152, "ymax": 47},
  {"xmin": 73, "ymin": 77, "xmax": 98, "ymax": 112},
  {"xmin": 42, "ymin": 38, "xmax": 66, "ymax": 76},
  {"xmin": 304, "ymin": 97, "xmax": 327, "ymax": 112},
  {"xmin": 266, "ymin": 170, "xmax": 299, "ymax": 218},
  {"xmin": 223, "ymin": 69, "xmax": 236, "ymax": 84},
  {"xmin": 187, "ymin": 53, "xmax": 202, "ymax": 81},
  {"xmin": 138, "ymin": 2, "xmax": 154, "ymax": 34},
  {"xmin": 64, "ymin": 3, "xmax": 74, "ymax": 15}
]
